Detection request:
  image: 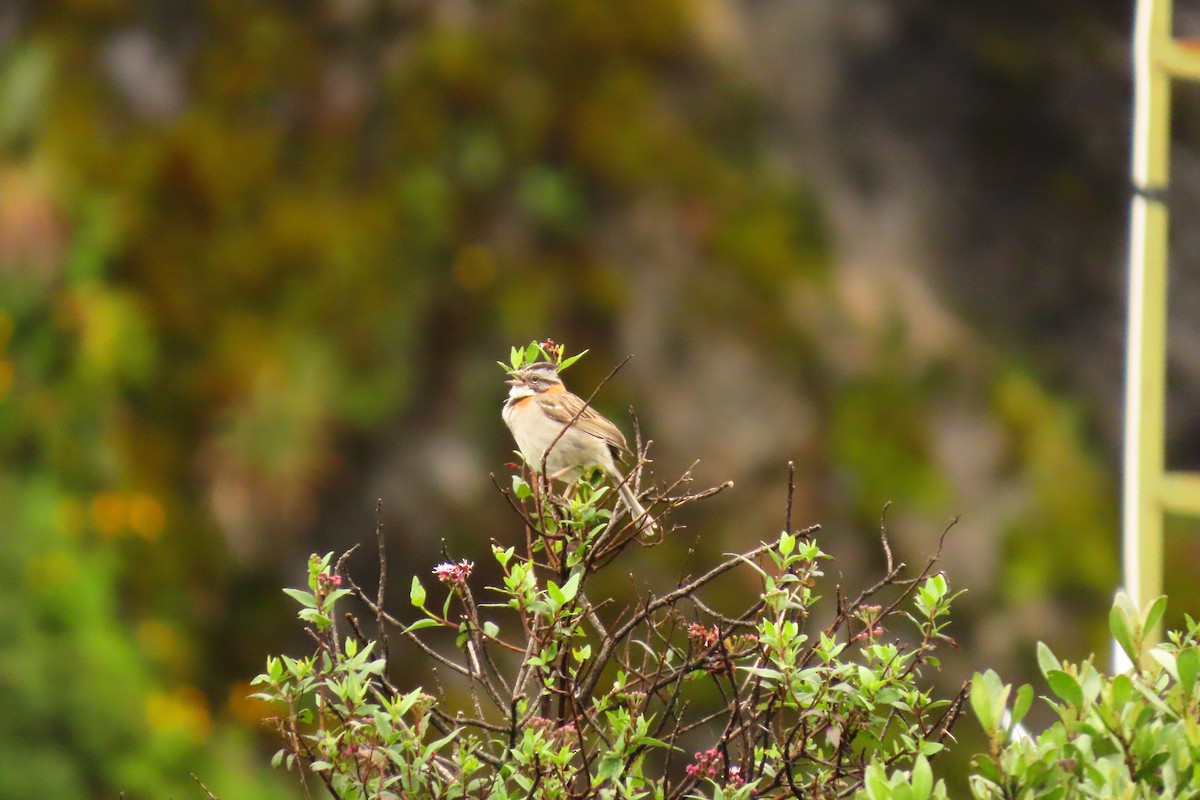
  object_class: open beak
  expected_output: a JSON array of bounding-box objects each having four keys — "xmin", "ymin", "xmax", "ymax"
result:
[{"xmin": 506, "ymin": 376, "xmax": 524, "ymax": 386}]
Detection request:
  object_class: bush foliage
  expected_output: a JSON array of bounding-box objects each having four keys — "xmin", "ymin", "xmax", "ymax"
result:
[
  {"xmin": 253, "ymin": 347, "xmax": 969, "ymax": 799},
  {"xmin": 246, "ymin": 339, "xmax": 1197, "ymax": 799},
  {"xmin": 967, "ymin": 592, "xmax": 1200, "ymax": 799}
]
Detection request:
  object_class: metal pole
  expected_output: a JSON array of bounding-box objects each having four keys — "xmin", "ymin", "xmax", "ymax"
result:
[{"xmin": 1123, "ymin": 0, "xmax": 1171, "ymax": 646}]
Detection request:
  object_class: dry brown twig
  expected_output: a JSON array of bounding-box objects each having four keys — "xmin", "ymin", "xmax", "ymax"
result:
[{"xmin": 261, "ymin": 360, "xmax": 966, "ymax": 798}]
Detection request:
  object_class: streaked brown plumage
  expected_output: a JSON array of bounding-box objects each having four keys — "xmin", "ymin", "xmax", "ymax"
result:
[{"xmin": 502, "ymin": 362, "xmax": 655, "ymax": 532}]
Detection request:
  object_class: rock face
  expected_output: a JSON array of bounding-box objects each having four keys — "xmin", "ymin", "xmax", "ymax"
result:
[
  {"xmin": 601, "ymin": 0, "xmax": 1200, "ymax": 674},
  {"xmin": 733, "ymin": 0, "xmax": 1200, "ymax": 463}
]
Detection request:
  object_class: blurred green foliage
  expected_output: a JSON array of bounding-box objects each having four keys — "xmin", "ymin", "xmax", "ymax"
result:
[
  {"xmin": 2, "ymin": 1, "xmax": 824, "ymax": 794},
  {"xmin": 0, "ymin": 38, "xmax": 287, "ymax": 797}
]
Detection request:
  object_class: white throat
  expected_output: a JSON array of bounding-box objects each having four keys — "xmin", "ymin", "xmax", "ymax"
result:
[{"xmin": 507, "ymin": 384, "xmax": 536, "ymax": 401}]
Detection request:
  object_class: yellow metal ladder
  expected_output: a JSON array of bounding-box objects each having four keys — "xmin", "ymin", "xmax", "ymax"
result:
[{"xmin": 1125, "ymin": 0, "xmax": 1200, "ymax": 631}]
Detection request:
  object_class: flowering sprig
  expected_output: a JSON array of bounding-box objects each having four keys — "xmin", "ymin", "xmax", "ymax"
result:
[
  {"xmin": 686, "ymin": 747, "xmax": 745, "ymax": 787},
  {"xmin": 248, "ymin": 349, "xmax": 968, "ymax": 799},
  {"xmin": 433, "ymin": 559, "xmax": 473, "ymax": 585},
  {"xmin": 497, "ymin": 338, "xmax": 588, "ymax": 373}
]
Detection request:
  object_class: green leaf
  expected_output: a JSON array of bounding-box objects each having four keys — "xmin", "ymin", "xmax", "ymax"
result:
[
  {"xmin": 424, "ymin": 728, "xmax": 461, "ymax": 757},
  {"xmin": 558, "ymin": 349, "xmax": 588, "ymax": 371},
  {"xmin": 638, "ymin": 735, "xmax": 671, "ymax": 748},
  {"xmin": 1135, "ymin": 751, "xmax": 1172, "ymax": 783},
  {"xmin": 1036, "ymin": 641, "xmax": 1061, "ymax": 677},
  {"xmin": 560, "ymin": 571, "xmax": 581, "ymax": 603},
  {"xmin": 1046, "ymin": 670, "xmax": 1084, "ymax": 708},
  {"xmin": 1110, "ymin": 673, "xmax": 1134, "ymax": 707},
  {"xmin": 493, "ymin": 545, "xmax": 514, "ymax": 568},
  {"xmin": 511, "ymin": 475, "xmax": 532, "ymax": 499},
  {"xmin": 1110, "ymin": 603, "xmax": 1136, "ymax": 663},
  {"xmin": 1144, "ymin": 595, "xmax": 1168, "ymax": 633},
  {"xmin": 404, "ymin": 618, "xmax": 440, "ymax": 634},
  {"xmin": 1179, "ymin": 648, "xmax": 1200, "ymax": 692},
  {"xmin": 1010, "ymin": 683, "xmax": 1033, "ymax": 728},
  {"xmin": 525, "ymin": 342, "xmax": 541, "ymax": 364},
  {"xmin": 970, "ymin": 671, "xmax": 997, "ymax": 733},
  {"xmin": 972, "ymin": 755, "xmax": 1000, "ymax": 784},
  {"xmin": 297, "ymin": 609, "xmax": 331, "ymax": 629},
  {"xmin": 483, "ymin": 621, "xmax": 500, "ymax": 638},
  {"xmin": 396, "ymin": 689, "xmax": 425, "ymax": 716},
  {"xmin": 919, "ymin": 741, "xmax": 944, "ymax": 757},
  {"xmin": 740, "ymin": 666, "xmax": 784, "ymax": 682},
  {"xmin": 410, "ymin": 576, "xmax": 427, "ymax": 608},
  {"xmin": 864, "ymin": 762, "xmax": 890, "ymax": 799},
  {"xmin": 911, "ymin": 755, "xmax": 933, "ymax": 800},
  {"xmin": 1149, "ymin": 648, "xmax": 1179, "ymax": 682},
  {"xmin": 595, "ymin": 751, "xmax": 624, "ymax": 783},
  {"xmin": 1134, "ymin": 680, "xmax": 1178, "ymax": 717},
  {"xmin": 282, "ymin": 588, "xmax": 317, "ymax": 608}
]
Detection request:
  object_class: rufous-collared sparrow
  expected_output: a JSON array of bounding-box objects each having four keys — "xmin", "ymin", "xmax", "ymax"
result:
[{"xmin": 503, "ymin": 361, "xmax": 656, "ymax": 532}]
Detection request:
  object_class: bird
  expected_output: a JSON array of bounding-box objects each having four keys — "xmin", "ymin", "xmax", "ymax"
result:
[{"xmin": 502, "ymin": 361, "xmax": 656, "ymax": 533}]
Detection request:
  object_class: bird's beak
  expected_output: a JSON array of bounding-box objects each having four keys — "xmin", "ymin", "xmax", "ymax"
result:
[{"xmin": 506, "ymin": 376, "xmax": 524, "ymax": 386}]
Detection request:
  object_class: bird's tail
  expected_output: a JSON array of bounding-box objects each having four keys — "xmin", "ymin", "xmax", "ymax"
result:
[{"xmin": 612, "ymin": 470, "xmax": 659, "ymax": 537}]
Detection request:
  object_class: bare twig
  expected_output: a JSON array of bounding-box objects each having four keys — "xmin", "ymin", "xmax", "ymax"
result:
[
  {"xmin": 265, "ymin": 435, "xmax": 969, "ymax": 800},
  {"xmin": 343, "ymin": 574, "xmax": 481, "ymax": 683},
  {"xmin": 577, "ymin": 539, "xmax": 780, "ymax": 703},
  {"xmin": 785, "ymin": 460, "xmax": 795, "ymax": 535},
  {"xmin": 374, "ymin": 498, "xmax": 389, "ymax": 670},
  {"xmin": 191, "ymin": 774, "xmax": 220, "ymax": 800},
  {"xmin": 879, "ymin": 501, "xmax": 893, "ymax": 572}
]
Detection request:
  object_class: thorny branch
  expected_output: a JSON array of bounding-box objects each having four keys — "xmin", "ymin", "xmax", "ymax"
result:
[{"xmin": 260, "ymin": 399, "xmax": 967, "ymax": 799}]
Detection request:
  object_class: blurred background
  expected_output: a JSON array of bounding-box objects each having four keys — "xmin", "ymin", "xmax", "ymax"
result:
[{"xmin": 7, "ymin": 0, "xmax": 1200, "ymax": 796}]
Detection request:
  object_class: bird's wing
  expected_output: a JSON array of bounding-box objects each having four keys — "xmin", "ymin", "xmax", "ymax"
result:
[{"xmin": 539, "ymin": 391, "xmax": 630, "ymax": 454}]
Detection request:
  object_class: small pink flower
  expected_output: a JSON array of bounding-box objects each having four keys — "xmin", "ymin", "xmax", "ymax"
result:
[
  {"xmin": 433, "ymin": 559, "xmax": 474, "ymax": 585},
  {"xmin": 687, "ymin": 749, "xmax": 722, "ymax": 779},
  {"xmin": 850, "ymin": 624, "xmax": 885, "ymax": 643},
  {"xmin": 687, "ymin": 623, "xmax": 720, "ymax": 648},
  {"xmin": 687, "ymin": 749, "xmax": 744, "ymax": 786}
]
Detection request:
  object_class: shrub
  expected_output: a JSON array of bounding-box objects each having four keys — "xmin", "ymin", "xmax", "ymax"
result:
[
  {"xmin": 250, "ymin": 342, "xmax": 968, "ymax": 799},
  {"xmin": 966, "ymin": 592, "xmax": 1200, "ymax": 799}
]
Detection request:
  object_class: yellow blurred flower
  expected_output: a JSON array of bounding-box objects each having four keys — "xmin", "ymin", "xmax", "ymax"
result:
[
  {"xmin": 89, "ymin": 492, "xmax": 127, "ymax": 537},
  {"xmin": 137, "ymin": 619, "xmax": 189, "ymax": 673},
  {"xmin": 145, "ymin": 686, "xmax": 212, "ymax": 740},
  {"xmin": 226, "ymin": 680, "xmax": 274, "ymax": 727},
  {"xmin": 129, "ymin": 493, "xmax": 166, "ymax": 541}
]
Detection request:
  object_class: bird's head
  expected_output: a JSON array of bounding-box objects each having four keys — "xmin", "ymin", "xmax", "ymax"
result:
[{"xmin": 506, "ymin": 361, "xmax": 563, "ymax": 400}]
